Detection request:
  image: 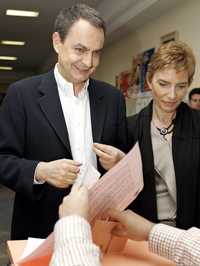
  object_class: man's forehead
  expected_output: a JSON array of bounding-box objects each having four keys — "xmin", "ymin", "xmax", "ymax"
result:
[
  {"xmin": 67, "ymin": 18, "xmax": 104, "ymax": 35},
  {"xmin": 64, "ymin": 20, "xmax": 104, "ymax": 44},
  {"xmin": 73, "ymin": 41, "xmax": 103, "ymax": 50},
  {"xmin": 192, "ymin": 94, "xmax": 200, "ymax": 98}
]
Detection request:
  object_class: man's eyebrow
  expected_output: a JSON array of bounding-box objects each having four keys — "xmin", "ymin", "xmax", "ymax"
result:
[
  {"xmin": 95, "ymin": 47, "xmax": 103, "ymax": 53},
  {"xmin": 74, "ymin": 43, "xmax": 88, "ymax": 50},
  {"xmin": 74, "ymin": 43, "xmax": 103, "ymax": 53}
]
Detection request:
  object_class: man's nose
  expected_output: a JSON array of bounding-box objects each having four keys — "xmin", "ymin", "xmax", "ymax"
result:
[{"xmin": 82, "ymin": 53, "xmax": 93, "ymax": 68}]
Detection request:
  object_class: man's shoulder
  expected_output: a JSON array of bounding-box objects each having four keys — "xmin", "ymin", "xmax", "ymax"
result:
[
  {"xmin": 127, "ymin": 113, "xmax": 139, "ymax": 127},
  {"xmin": 188, "ymin": 105, "xmax": 200, "ymax": 124},
  {"xmin": 9, "ymin": 71, "xmax": 53, "ymax": 90},
  {"xmin": 180, "ymin": 102, "xmax": 200, "ymax": 119},
  {"xmin": 178, "ymin": 102, "xmax": 200, "ymax": 136},
  {"xmin": 90, "ymin": 79, "xmax": 121, "ymax": 95}
]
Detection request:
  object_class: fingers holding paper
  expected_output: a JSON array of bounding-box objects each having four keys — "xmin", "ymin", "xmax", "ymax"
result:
[
  {"xmin": 108, "ymin": 209, "xmax": 154, "ymax": 241},
  {"xmin": 35, "ymin": 159, "xmax": 81, "ymax": 188},
  {"xmin": 59, "ymin": 184, "xmax": 89, "ymax": 220},
  {"xmin": 93, "ymin": 143, "xmax": 125, "ymax": 170}
]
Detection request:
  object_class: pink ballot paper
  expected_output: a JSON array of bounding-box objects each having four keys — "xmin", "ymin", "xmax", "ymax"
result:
[{"xmin": 88, "ymin": 142, "xmax": 144, "ymax": 222}]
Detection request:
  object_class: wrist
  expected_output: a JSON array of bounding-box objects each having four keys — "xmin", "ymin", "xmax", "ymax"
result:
[
  {"xmin": 118, "ymin": 150, "xmax": 125, "ymax": 161},
  {"xmin": 145, "ymin": 222, "xmax": 155, "ymax": 241},
  {"xmin": 35, "ymin": 162, "xmax": 47, "ymax": 182}
]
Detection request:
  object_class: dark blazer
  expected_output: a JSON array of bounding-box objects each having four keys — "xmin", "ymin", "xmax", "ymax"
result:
[
  {"xmin": 127, "ymin": 101, "xmax": 200, "ymax": 229},
  {"xmin": 0, "ymin": 70, "xmax": 127, "ymax": 239}
]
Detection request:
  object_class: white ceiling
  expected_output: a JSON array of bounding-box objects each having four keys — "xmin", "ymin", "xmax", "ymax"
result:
[{"xmin": 0, "ymin": 0, "xmax": 183, "ymax": 87}]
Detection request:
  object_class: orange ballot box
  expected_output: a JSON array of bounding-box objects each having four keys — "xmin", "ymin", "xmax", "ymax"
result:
[{"xmin": 7, "ymin": 237, "xmax": 175, "ymax": 266}]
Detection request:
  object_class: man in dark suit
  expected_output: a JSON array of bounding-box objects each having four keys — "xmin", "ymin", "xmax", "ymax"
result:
[{"xmin": 0, "ymin": 4, "xmax": 127, "ymax": 240}]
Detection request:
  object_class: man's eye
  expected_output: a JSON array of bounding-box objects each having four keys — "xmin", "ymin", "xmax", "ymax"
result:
[
  {"xmin": 75, "ymin": 48, "xmax": 84, "ymax": 53},
  {"xmin": 94, "ymin": 50, "xmax": 101, "ymax": 56}
]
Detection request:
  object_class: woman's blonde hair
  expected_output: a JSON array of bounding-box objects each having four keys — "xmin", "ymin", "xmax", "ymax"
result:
[{"xmin": 147, "ymin": 41, "xmax": 196, "ymax": 85}]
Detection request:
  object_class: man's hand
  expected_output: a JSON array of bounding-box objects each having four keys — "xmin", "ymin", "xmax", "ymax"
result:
[
  {"xmin": 36, "ymin": 159, "xmax": 81, "ymax": 188},
  {"xmin": 93, "ymin": 143, "xmax": 125, "ymax": 170},
  {"xmin": 59, "ymin": 185, "xmax": 89, "ymax": 220},
  {"xmin": 108, "ymin": 209, "xmax": 154, "ymax": 241}
]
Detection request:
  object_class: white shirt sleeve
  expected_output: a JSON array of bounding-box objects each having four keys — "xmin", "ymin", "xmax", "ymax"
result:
[
  {"xmin": 33, "ymin": 163, "xmax": 45, "ymax": 184},
  {"xmin": 49, "ymin": 215, "xmax": 101, "ymax": 266},
  {"xmin": 149, "ymin": 223, "xmax": 200, "ymax": 265}
]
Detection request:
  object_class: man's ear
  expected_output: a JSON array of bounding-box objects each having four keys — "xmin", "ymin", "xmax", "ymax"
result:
[{"xmin": 52, "ymin": 32, "xmax": 61, "ymax": 54}]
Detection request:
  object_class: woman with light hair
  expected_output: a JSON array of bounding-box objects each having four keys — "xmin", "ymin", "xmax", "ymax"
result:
[{"xmin": 126, "ymin": 41, "xmax": 200, "ymax": 229}]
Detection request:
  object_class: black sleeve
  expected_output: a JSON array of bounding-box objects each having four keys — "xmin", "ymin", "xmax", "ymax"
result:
[
  {"xmin": 0, "ymin": 83, "xmax": 38, "ymax": 200},
  {"xmin": 116, "ymin": 91, "xmax": 128, "ymax": 153},
  {"xmin": 127, "ymin": 114, "xmax": 139, "ymax": 151}
]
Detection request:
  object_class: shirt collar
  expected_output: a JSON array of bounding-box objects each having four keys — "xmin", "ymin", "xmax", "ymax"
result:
[{"xmin": 54, "ymin": 64, "xmax": 89, "ymax": 98}]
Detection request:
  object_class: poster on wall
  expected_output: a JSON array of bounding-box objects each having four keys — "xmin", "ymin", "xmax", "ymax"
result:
[
  {"xmin": 139, "ymin": 47, "xmax": 155, "ymax": 93},
  {"xmin": 116, "ymin": 47, "xmax": 155, "ymax": 98},
  {"xmin": 160, "ymin": 31, "xmax": 178, "ymax": 44},
  {"xmin": 116, "ymin": 71, "xmax": 131, "ymax": 98}
]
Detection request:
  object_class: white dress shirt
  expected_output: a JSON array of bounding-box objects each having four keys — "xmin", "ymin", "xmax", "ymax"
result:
[{"xmin": 54, "ymin": 64, "xmax": 97, "ymax": 168}]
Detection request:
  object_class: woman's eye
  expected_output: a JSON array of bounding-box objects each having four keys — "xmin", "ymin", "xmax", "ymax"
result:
[
  {"xmin": 177, "ymin": 85, "xmax": 186, "ymax": 89},
  {"xmin": 159, "ymin": 82, "xmax": 167, "ymax": 87}
]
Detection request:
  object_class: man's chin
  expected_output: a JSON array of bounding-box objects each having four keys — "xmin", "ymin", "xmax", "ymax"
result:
[
  {"xmin": 74, "ymin": 74, "xmax": 90, "ymax": 83},
  {"xmin": 72, "ymin": 77, "xmax": 89, "ymax": 86}
]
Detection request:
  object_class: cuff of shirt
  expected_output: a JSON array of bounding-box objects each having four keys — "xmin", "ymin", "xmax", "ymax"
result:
[
  {"xmin": 148, "ymin": 223, "xmax": 183, "ymax": 261},
  {"xmin": 54, "ymin": 215, "xmax": 92, "ymax": 249},
  {"xmin": 33, "ymin": 163, "xmax": 45, "ymax": 184}
]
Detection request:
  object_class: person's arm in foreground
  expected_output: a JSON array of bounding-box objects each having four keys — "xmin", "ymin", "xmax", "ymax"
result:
[
  {"xmin": 50, "ymin": 185, "xmax": 100, "ymax": 266},
  {"xmin": 108, "ymin": 209, "xmax": 200, "ymax": 266}
]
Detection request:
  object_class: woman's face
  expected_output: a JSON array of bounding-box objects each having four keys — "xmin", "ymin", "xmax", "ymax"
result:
[{"xmin": 148, "ymin": 68, "xmax": 189, "ymax": 114}]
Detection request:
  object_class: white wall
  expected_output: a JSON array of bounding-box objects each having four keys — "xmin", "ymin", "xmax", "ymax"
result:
[{"xmin": 94, "ymin": 0, "xmax": 200, "ymax": 114}]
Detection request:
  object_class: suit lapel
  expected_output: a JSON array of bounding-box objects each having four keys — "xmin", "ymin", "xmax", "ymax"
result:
[
  {"xmin": 172, "ymin": 103, "xmax": 198, "ymax": 224},
  {"xmin": 88, "ymin": 79, "xmax": 106, "ymax": 143},
  {"xmin": 37, "ymin": 71, "xmax": 72, "ymax": 153},
  {"xmin": 138, "ymin": 102, "xmax": 158, "ymax": 220},
  {"xmin": 139, "ymin": 102, "xmax": 155, "ymax": 176}
]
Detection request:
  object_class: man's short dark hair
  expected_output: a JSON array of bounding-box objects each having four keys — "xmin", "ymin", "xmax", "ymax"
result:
[
  {"xmin": 189, "ymin": 88, "xmax": 200, "ymax": 100},
  {"xmin": 54, "ymin": 4, "xmax": 106, "ymax": 42}
]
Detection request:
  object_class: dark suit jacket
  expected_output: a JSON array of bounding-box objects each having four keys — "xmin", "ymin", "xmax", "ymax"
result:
[
  {"xmin": 0, "ymin": 70, "xmax": 127, "ymax": 239},
  {"xmin": 127, "ymin": 101, "xmax": 200, "ymax": 229}
]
